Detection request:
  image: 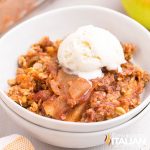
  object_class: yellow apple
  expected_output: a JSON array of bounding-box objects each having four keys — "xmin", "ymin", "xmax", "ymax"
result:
[{"xmin": 121, "ymin": 0, "xmax": 150, "ymax": 29}]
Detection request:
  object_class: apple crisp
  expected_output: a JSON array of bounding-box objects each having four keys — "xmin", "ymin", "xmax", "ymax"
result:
[{"xmin": 7, "ymin": 37, "xmax": 150, "ymax": 122}]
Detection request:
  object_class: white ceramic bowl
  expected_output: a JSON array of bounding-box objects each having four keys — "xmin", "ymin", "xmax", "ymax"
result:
[
  {"xmin": 0, "ymin": 96, "xmax": 149, "ymax": 148},
  {"xmin": 0, "ymin": 6, "xmax": 150, "ymax": 132}
]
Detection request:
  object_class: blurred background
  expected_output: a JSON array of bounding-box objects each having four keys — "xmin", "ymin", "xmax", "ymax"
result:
[{"xmin": 0, "ymin": 0, "xmax": 149, "ymax": 36}]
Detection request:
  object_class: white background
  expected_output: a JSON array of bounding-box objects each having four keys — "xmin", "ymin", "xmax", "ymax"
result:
[{"xmin": 0, "ymin": 0, "xmax": 150, "ymax": 150}]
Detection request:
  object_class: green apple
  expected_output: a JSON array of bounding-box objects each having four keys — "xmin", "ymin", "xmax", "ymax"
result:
[{"xmin": 121, "ymin": 0, "xmax": 150, "ymax": 29}]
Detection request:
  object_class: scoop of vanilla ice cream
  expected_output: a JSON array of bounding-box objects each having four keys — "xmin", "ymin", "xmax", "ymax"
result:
[{"xmin": 58, "ymin": 25, "xmax": 126, "ymax": 80}]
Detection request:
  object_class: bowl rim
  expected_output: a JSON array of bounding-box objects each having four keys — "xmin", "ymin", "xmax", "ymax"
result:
[{"xmin": 0, "ymin": 5, "xmax": 150, "ymax": 128}]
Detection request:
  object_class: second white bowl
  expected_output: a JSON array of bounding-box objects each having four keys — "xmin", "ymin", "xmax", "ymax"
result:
[{"xmin": 0, "ymin": 97, "xmax": 149, "ymax": 148}]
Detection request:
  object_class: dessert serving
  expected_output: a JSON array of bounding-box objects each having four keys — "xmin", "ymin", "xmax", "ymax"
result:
[{"xmin": 7, "ymin": 25, "xmax": 150, "ymax": 122}]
